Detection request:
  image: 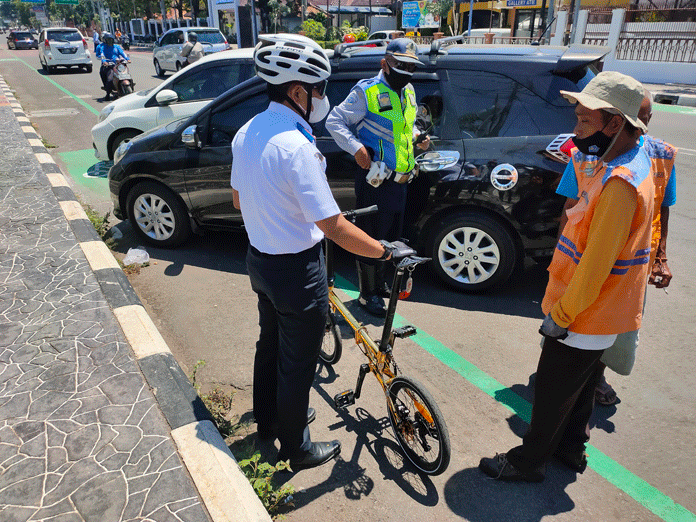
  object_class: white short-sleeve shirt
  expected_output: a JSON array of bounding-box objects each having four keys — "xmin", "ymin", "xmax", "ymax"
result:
[{"xmin": 230, "ymin": 102, "xmax": 341, "ymax": 254}]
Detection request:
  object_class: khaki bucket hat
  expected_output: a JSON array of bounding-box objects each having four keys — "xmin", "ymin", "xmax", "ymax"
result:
[{"xmin": 560, "ymin": 71, "xmax": 647, "ymax": 133}]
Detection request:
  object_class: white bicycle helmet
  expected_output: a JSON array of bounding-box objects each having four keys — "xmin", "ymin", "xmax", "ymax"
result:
[{"xmin": 254, "ymin": 34, "xmax": 331, "ymax": 85}]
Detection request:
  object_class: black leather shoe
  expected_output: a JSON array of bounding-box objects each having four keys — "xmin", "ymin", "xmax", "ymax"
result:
[
  {"xmin": 479, "ymin": 453, "xmax": 545, "ymax": 482},
  {"xmin": 257, "ymin": 407, "xmax": 316, "ymax": 441},
  {"xmin": 358, "ymin": 294, "xmax": 386, "ymax": 317},
  {"xmin": 554, "ymin": 448, "xmax": 588, "ymax": 473},
  {"xmin": 281, "ymin": 440, "xmax": 341, "ymax": 471}
]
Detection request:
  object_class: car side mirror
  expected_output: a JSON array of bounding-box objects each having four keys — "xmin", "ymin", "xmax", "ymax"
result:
[
  {"xmin": 415, "ymin": 151, "xmax": 460, "ymax": 172},
  {"xmin": 181, "ymin": 124, "xmax": 201, "ymax": 149},
  {"xmin": 156, "ymin": 89, "xmax": 179, "ymax": 106}
]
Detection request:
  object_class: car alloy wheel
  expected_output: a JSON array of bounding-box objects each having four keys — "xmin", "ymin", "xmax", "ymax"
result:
[
  {"xmin": 429, "ymin": 213, "xmax": 517, "ymax": 292},
  {"xmin": 154, "ymin": 59, "xmax": 164, "ymax": 77},
  {"xmin": 126, "ymin": 181, "xmax": 191, "ymax": 247}
]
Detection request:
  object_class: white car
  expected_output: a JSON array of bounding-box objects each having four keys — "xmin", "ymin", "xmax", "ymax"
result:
[
  {"xmin": 39, "ymin": 27, "xmax": 92, "ymax": 74},
  {"xmin": 153, "ymin": 27, "xmax": 229, "ymax": 77},
  {"xmin": 92, "ymin": 49, "xmax": 254, "ymax": 160}
]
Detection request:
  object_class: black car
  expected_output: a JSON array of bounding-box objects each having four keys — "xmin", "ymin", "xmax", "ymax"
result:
[
  {"xmin": 7, "ymin": 31, "xmax": 39, "ymax": 50},
  {"xmin": 109, "ymin": 41, "xmax": 608, "ymax": 292}
]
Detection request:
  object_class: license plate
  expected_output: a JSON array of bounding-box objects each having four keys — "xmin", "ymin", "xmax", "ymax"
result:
[{"xmin": 58, "ymin": 47, "xmax": 77, "ymax": 54}]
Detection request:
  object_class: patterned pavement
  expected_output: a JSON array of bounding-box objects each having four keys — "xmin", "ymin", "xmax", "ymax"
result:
[{"xmin": 0, "ymin": 79, "xmax": 211, "ymax": 522}]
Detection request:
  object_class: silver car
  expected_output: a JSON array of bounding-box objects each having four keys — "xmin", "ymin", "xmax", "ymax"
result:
[
  {"xmin": 38, "ymin": 27, "xmax": 92, "ymax": 74},
  {"xmin": 152, "ymin": 27, "xmax": 228, "ymax": 77}
]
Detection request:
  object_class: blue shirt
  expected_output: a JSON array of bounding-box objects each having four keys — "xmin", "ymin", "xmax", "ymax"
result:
[
  {"xmin": 557, "ymin": 136, "xmax": 676, "ymax": 206},
  {"xmin": 230, "ymin": 102, "xmax": 340, "ymax": 254},
  {"xmin": 97, "ymin": 44, "xmax": 128, "ymax": 63}
]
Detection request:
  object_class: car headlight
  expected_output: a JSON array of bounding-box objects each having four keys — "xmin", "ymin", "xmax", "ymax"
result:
[
  {"xmin": 113, "ymin": 141, "xmax": 133, "ymax": 165},
  {"xmin": 99, "ymin": 105, "xmax": 115, "ymax": 122}
]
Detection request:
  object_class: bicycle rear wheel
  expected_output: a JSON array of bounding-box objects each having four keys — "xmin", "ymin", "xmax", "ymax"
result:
[
  {"xmin": 387, "ymin": 376, "xmax": 451, "ymax": 475},
  {"xmin": 319, "ymin": 312, "xmax": 342, "ymax": 365}
]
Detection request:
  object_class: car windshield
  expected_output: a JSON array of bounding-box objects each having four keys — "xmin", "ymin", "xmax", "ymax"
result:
[
  {"xmin": 195, "ymin": 31, "xmax": 225, "ymax": 44},
  {"xmin": 48, "ymin": 30, "xmax": 81, "ymax": 42},
  {"xmin": 16, "ymin": 32, "xmax": 33, "ymax": 39}
]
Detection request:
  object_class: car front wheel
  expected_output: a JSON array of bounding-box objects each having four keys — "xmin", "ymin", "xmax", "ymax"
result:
[
  {"xmin": 428, "ymin": 212, "xmax": 517, "ymax": 292},
  {"xmin": 154, "ymin": 59, "xmax": 164, "ymax": 77},
  {"xmin": 126, "ymin": 181, "xmax": 191, "ymax": 247}
]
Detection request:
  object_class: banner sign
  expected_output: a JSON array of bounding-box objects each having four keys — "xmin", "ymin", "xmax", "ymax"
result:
[
  {"xmin": 20, "ymin": 0, "xmax": 46, "ymax": 4},
  {"xmin": 55, "ymin": 0, "xmax": 80, "ymax": 4},
  {"xmin": 402, "ymin": 0, "xmax": 440, "ymax": 29},
  {"xmin": 506, "ymin": 0, "xmax": 537, "ymax": 5}
]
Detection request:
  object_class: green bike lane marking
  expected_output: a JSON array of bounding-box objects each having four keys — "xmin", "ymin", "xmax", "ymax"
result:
[
  {"xmin": 57, "ymin": 148, "xmax": 113, "ymax": 199},
  {"xmin": 653, "ymin": 103, "xmax": 696, "ymax": 116},
  {"xmin": 334, "ymin": 274, "xmax": 696, "ymax": 522},
  {"xmin": 11, "ymin": 56, "xmax": 100, "ymax": 116}
]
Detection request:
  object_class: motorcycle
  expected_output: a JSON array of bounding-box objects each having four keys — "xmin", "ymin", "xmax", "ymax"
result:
[
  {"xmin": 104, "ymin": 58, "xmax": 135, "ymax": 98},
  {"xmin": 119, "ymin": 34, "xmax": 130, "ymax": 50}
]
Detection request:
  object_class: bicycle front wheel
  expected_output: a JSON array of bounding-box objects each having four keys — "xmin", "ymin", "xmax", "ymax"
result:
[
  {"xmin": 387, "ymin": 376, "xmax": 451, "ymax": 475},
  {"xmin": 319, "ymin": 312, "xmax": 342, "ymax": 365}
]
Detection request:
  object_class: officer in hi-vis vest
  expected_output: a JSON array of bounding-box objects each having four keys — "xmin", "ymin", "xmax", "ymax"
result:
[{"xmin": 326, "ymin": 38, "xmax": 430, "ymax": 317}]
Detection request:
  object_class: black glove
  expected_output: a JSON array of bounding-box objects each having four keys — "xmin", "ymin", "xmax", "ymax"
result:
[{"xmin": 539, "ymin": 313, "xmax": 568, "ymax": 340}]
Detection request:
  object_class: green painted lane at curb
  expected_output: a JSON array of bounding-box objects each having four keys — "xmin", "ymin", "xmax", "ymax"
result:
[
  {"xmin": 653, "ymin": 103, "xmax": 696, "ymax": 116},
  {"xmin": 58, "ymin": 148, "xmax": 112, "ymax": 199},
  {"xmin": 13, "ymin": 56, "xmax": 100, "ymax": 116},
  {"xmin": 333, "ymin": 274, "xmax": 696, "ymax": 522}
]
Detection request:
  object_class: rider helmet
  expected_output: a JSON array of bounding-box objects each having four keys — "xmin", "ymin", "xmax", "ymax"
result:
[
  {"xmin": 102, "ymin": 32, "xmax": 115, "ymax": 45},
  {"xmin": 254, "ymin": 33, "xmax": 330, "ymax": 85},
  {"xmin": 188, "ymin": 31, "xmax": 197, "ymax": 42}
]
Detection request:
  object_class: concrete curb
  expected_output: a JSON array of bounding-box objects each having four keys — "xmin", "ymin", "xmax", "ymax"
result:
[{"xmin": 0, "ymin": 76, "xmax": 271, "ymax": 522}]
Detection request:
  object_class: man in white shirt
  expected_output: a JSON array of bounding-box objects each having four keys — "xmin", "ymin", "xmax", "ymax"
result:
[{"xmin": 231, "ymin": 34, "xmax": 393, "ymax": 471}]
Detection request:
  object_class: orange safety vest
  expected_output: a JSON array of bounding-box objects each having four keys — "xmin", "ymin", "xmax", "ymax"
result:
[
  {"xmin": 542, "ymin": 146, "xmax": 654, "ymax": 335},
  {"xmin": 643, "ymin": 135, "xmax": 676, "ymax": 259}
]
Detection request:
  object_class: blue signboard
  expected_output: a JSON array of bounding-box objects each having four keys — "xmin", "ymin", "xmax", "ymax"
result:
[
  {"xmin": 402, "ymin": 1, "xmax": 422, "ymax": 28},
  {"xmin": 507, "ymin": 0, "xmax": 537, "ymax": 6}
]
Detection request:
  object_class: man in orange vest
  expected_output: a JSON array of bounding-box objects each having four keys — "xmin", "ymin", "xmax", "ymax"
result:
[
  {"xmin": 555, "ymin": 89, "xmax": 677, "ymax": 406},
  {"xmin": 479, "ymin": 72, "xmax": 654, "ymax": 482}
]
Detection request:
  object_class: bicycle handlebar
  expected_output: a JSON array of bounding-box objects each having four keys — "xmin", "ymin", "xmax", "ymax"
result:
[{"xmin": 342, "ymin": 205, "xmax": 378, "ymax": 221}]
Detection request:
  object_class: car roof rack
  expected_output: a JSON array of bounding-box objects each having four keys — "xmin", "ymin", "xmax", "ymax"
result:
[
  {"xmin": 333, "ymin": 38, "xmax": 388, "ymax": 61},
  {"xmin": 429, "ymin": 35, "xmax": 466, "ymax": 57}
]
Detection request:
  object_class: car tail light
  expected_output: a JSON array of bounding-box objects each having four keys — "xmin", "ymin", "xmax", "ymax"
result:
[
  {"xmin": 82, "ymin": 38, "xmax": 88, "ymax": 49},
  {"xmin": 545, "ymin": 134, "xmax": 575, "ymax": 164}
]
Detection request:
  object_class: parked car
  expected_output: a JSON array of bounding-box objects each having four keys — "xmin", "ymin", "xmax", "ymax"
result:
[
  {"xmin": 153, "ymin": 27, "xmax": 228, "ymax": 77},
  {"xmin": 109, "ymin": 42, "xmax": 607, "ymax": 292},
  {"xmin": 367, "ymin": 30, "xmax": 405, "ymax": 41},
  {"xmin": 38, "ymin": 27, "xmax": 92, "ymax": 73},
  {"xmin": 7, "ymin": 31, "xmax": 38, "ymax": 50},
  {"xmin": 92, "ymin": 48, "xmax": 254, "ymax": 161}
]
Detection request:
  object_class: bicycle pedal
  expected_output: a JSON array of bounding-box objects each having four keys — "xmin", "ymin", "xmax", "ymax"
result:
[
  {"xmin": 393, "ymin": 325, "xmax": 417, "ymax": 338},
  {"xmin": 334, "ymin": 390, "xmax": 356, "ymax": 409}
]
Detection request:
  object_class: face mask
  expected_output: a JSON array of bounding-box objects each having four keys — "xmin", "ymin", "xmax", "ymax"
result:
[
  {"xmin": 385, "ymin": 65, "xmax": 412, "ymax": 92},
  {"xmin": 572, "ymin": 130, "xmax": 614, "ymax": 157},
  {"xmin": 309, "ymin": 95, "xmax": 330, "ymax": 124}
]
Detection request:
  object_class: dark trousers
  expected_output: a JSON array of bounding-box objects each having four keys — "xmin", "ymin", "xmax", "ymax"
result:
[
  {"xmin": 99, "ymin": 65, "xmax": 113, "ymax": 93},
  {"xmin": 246, "ymin": 243, "xmax": 328, "ymax": 459},
  {"xmin": 507, "ymin": 337, "xmax": 604, "ymax": 472},
  {"xmin": 355, "ymin": 172, "xmax": 407, "ymax": 265}
]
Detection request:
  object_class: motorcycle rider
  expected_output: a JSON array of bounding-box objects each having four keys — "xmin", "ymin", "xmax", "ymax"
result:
[
  {"xmin": 181, "ymin": 31, "xmax": 204, "ymax": 66},
  {"xmin": 96, "ymin": 32, "xmax": 129, "ymax": 101}
]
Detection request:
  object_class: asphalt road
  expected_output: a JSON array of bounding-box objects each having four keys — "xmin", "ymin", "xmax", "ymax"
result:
[{"xmin": 2, "ymin": 43, "xmax": 695, "ymax": 522}]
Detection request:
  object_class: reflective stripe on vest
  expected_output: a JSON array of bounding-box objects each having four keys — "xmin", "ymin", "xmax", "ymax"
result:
[
  {"xmin": 643, "ymin": 135, "xmax": 676, "ymax": 258},
  {"xmin": 355, "ymin": 78, "xmax": 417, "ymax": 173},
  {"xmin": 542, "ymin": 146, "xmax": 654, "ymax": 335}
]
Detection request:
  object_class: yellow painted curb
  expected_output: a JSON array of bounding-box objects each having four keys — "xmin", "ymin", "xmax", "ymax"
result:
[
  {"xmin": 59, "ymin": 200, "xmax": 88, "ymax": 221},
  {"xmin": 113, "ymin": 305, "xmax": 171, "ymax": 359},
  {"xmin": 79, "ymin": 241, "xmax": 120, "ymax": 271},
  {"xmin": 171, "ymin": 421, "xmax": 271, "ymax": 522},
  {"xmin": 35, "ymin": 152, "xmax": 54, "ymax": 164},
  {"xmin": 46, "ymin": 173, "xmax": 69, "ymax": 187}
]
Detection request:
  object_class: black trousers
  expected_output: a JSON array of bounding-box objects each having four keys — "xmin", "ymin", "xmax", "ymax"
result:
[
  {"xmin": 99, "ymin": 65, "xmax": 113, "ymax": 93},
  {"xmin": 507, "ymin": 337, "xmax": 604, "ymax": 472},
  {"xmin": 355, "ymin": 172, "xmax": 407, "ymax": 265},
  {"xmin": 246, "ymin": 243, "xmax": 328, "ymax": 459}
]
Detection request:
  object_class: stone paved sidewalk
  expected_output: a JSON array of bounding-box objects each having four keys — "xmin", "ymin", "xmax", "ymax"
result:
[{"xmin": 0, "ymin": 80, "xmax": 211, "ymax": 522}]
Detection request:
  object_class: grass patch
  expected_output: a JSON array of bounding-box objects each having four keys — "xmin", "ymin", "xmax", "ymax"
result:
[{"xmin": 41, "ymin": 137, "xmax": 57, "ymax": 149}]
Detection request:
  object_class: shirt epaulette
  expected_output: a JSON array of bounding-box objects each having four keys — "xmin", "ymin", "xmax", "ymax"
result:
[{"xmin": 296, "ymin": 122, "xmax": 315, "ymax": 143}]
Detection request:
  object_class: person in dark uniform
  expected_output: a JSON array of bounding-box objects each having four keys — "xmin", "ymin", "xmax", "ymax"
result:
[
  {"xmin": 231, "ymin": 34, "xmax": 394, "ymax": 471},
  {"xmin": 326, "ymin": 38, "xmax": 431, "ymax": 317}
]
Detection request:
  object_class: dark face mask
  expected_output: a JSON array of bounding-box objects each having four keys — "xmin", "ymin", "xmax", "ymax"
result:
[
  {"xmin": 572, "ymin": 129, "xmax": 614, "ymax": 157},
  {"xmin": 385, "ymin": 65, "xmax": 412, "ymax": 92}
]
